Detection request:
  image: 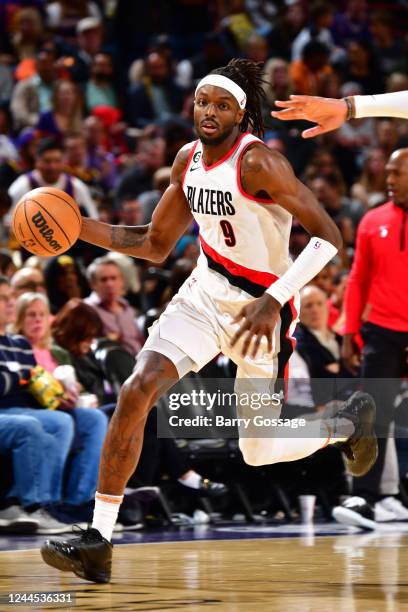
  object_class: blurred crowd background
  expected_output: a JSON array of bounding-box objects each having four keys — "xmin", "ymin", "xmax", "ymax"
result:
[{"xmin": 0, "ymin": 0, "xmax": 407, "ymax": 535}]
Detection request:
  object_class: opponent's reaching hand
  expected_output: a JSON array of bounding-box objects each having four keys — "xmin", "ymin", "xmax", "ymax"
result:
[
  {"xmin": 271, "ymin": 95, "xmax": 349, "ymax": 138},
  {"xmin": 231, "ymin": 294, "xmax": 282, "ymax": 358}
]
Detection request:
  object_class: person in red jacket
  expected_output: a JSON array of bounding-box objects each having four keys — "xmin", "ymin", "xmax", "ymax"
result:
[{"xmin": 333, "ymin": 148, "xmax": 408, "ymax": 529}]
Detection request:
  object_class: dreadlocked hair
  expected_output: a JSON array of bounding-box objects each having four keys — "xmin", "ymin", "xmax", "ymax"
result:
[{"xmin": 211, "ymin": 59, "xmax": 266, "ymax": 137}]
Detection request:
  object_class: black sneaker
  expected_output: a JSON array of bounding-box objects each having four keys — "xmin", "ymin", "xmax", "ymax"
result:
[
  {"xmin": 331, "ymin": 391, "xmax": 378, "ymax": 477},
  {"xmin": 41, "ymin": 526, "xmax": 112, "ymax": 583},
  {"xmin": 332, "ymin": 496, "xmax": 376, "ymax": 530}
]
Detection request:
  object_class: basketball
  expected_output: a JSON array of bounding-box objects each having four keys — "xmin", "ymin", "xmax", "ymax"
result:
[{"xmin": 12, "ymin": 186, "xmax": 82, "ymax": 257}]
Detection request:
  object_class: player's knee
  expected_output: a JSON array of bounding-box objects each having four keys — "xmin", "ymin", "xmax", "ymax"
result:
[
  {"xmin": 238, "ymin": 439, "xmax": 269, "ymax": 467},
  {"xmin": 120, "ymin": 359, "xmax": 163, "ymax": 414}
]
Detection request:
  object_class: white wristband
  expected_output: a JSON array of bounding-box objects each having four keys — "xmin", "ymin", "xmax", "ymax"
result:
[
  {"xmin": 266, "ymin": 237, "xmax": 338, "ymax": 306},
  {"xmin": 354, "ymin": 92, "xmax": 408, "ymax": 120}
]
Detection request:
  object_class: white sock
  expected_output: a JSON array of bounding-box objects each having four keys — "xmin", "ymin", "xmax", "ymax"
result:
[
  {"xmin": 178, "ymin": 471, "xmax": 202, "ymax": 489},
  {"xmin": 92, "ymin": 491, "xmax": 124, "ymax": 541}
]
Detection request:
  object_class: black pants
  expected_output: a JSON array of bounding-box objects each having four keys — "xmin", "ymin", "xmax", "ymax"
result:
[{"xmin": 353, "ymin": 322, "xmax": 408, "ymax": 501}]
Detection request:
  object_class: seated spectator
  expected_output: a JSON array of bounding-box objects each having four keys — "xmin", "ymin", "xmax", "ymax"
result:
[
  {"xmin": 85, "ymin": 53, "xmax": 118, "ymax": 112},
  {"xmin": 369, "ymin": 10, "xmax": 407, "ymax": 76},
  {"xmin": 294, "ymin": 285, "xmax": 353, "ymax": 405},
  {"xmin": 334, "ymin": 39, "xmax": 383, "ymax": 95},
  {"xmin": 127, "ymin": 52, "xmax": 184, "ymax": 128},
  {"xmin": 46, "ymin": 0, "xmax": 102, "ymax": 42},
  {"xmin": 82, "ymin": 115, "xmax": 117, "ymax": 191},
  {"xmin": 8, "ymin": 138, "xmax": 99, "ymax": 222},
  {"xmin": 351, "ymin": 147, "xmax": 387, "ymax": 209},
  {"xmin": 85, "ymin": 256, "xmax": 144, "ymax": 355},
  {"xmin": 43, "ymin": 255, "xmax": 90, "ymax": 314},
  {"xmin": 0, "ymin": 413, "xmax": 69, "ymax": 534},
  {"xmin": 69, "ymin": 17, "xmax": 105, "ymax": 84},
  {"xmin": 218, "ymin": 0, "xmax": 255, "ymax": 56},
  {"xmin": 290, "ymin": 40, "xmax": 332, "ymax": 96},
  {"xmin": 36, "ymin": 80, "xmax": 83, "ymax": 139},
  {"xmin": 0, "ymin": 104, "xmax": 18, "ymax": 164},
  {"xmin": 308, "ymin": 173, "xmax": 364, "ymax": 229},
  {"xmin": 0, "ymin": 250, "xmax": 16, "ymax": 279},
  {"xmin": 13, "ymin": 291, "xmax": 108, "ymax": 511},
  {"xmin": 243, "ymin": 33, "xmax": 269, "ymax": 64},
  {"xmin": 291, "ymin": 1, "xmax": 335, "ymax": 62},
  {"xmin": 327, "ymin": 271, "xmax": 349, "ymax": 334},
  {"xmin": 138, "ymin": 166, "xmax": 171, "ymax": 223},
  {"xmin": 11, "ymin": 266, "xmax": 46, "ymax": 298},
  {"xmin": 335, "ymin": 82, "xmax": 376, "ymax": 157},
  {"xmin": 0, "ymin": 276, "xmax": 74, "ymax": 533},
  {"xmin": 12, "ymin": 7, "xmax": 45, "ymax": 81},
  {"xmin": 117, "ymin": 196, "xmax": 143, "ymax": 227},
  {"xmin": 10, "ymin": 49, "xmax": 57, "ymax": 131}
]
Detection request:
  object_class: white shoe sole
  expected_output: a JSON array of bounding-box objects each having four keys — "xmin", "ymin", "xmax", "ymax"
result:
[
  {"xmin": 36, "ymin": 525, "xmax": 71, "ymax": 535},
  {"xmin": 332, "ymin": 506, "xmax": 376, "ymax": 530}
]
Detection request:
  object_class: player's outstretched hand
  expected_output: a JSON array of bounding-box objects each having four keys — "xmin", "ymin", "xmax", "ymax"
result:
[
  {"xmin": 271, "ymin": 95, "xmax": 348, "ymax": 138},
  {"xmin": 231, "ymin": 294, "xmax": 281, "ymax": 358}
]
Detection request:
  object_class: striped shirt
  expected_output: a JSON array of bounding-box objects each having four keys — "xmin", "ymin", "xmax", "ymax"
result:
[{"xmin": 0, "ymin": 334, "xmax": 36, "ymax": 408}]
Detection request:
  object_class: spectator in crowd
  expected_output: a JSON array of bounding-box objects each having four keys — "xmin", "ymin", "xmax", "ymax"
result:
[
  {"xmin": 330, "ymin": 0, "xmax": 370, "ymax": 48},
  {"xmin": 290, "ymin": 40, "xmax": 332, "ymax": 96},
  {"xmin": 85, "ymin": 53, "xmax": 118, "ymax": 112},
  {"xmin": 46, "ymin": 0, "xmax": 102, "ymax": 41},
  {"xmin": 117, "ymin": 197, "xmax": 143, "ymax": 227},
  {"xmin": 243, "ymin": 33, "xmax": 269, "ymax": 64},
  {"xmin": 262, "ymin": 58, "xmax": 292, "ymax": 126},
  {"xmin": 82, "ymin": 115, "xmax": 117, "ymax": 191},
  {"xmin": 11, "ymin": 266, "xmax": 46, "ymax": 298},
  {"xmin": 376, "ymin": 119, "xmax": 402, "ymax": 161},
  {"xmin": 351, "ymin": 147, "xmax": 387, "ymax": 209},
  {"xmin": 327, "ymin": 271, "xmax": 349, "ymax": 334},
  {"xmin": 10, "ymin": 49, "xmax": 57, "ymax": 131},
  {"xmin": 12, "ymin": 7, "xmax": 45, "ymax": 81},
  {"xmin": 308, "ymin": 172, "xmax": 364, "ymax": 230},
  {"xmin": 0, "ymin": 276, "xmax": 74, "ymax": 534},
  {"xmin": 70, "ymin": 17, "xmax": 105, "ymax": 84},
  {"xmin": 0, "ymin": 250, "xmax": 16, "ymax": 279},
  {"xmin": 51, "ymin": 298, "xmax": 113, "ymax": 407},
  {"xmin": 36, "ymin": 79, "xmax": 83, "ymax": 139},
  {"xmin": 335, "ymin": 39, "xmax": 383, "ymax": 95},
  {"xmin": 85, "ymin": 256, "xmax": 144, "ymax": 356},
  {"xmin": 8, "ymin": 138, "xmax": 98, "ymax": 221},
  {"xmin": 138, "ymin": 166, "xmax": 171, "ymax": 224},
  {"xmin": 175, "ymin": 32, "xmax": 230, "ymax": 90},
  {"xmin": 334, "ymin": 82, "xmax": 376, "ymax": 158},
  {"xmin": 43, "ymin": 255, "xmax": 90, "ymax": 314},
  {"xmin": 369, "ymin": 11, "xmax": 407, "ymax": 77},
  {"xmin": 127, "ymin": 52, "xmax": 184, "ymax": 128},
  {"xmin": 291, "ymin": 1, "xmax": 335, "ymax": 62},
  {"xmin": 268, "ymin": 1, "xmax": 305, "ymax": 61},
  {"xmin": 0, "ymin": 105, "xmax": 18, "ymax": 164},
  {"xmin": 294, "ymin": 285, "xmax": 352, "ymax": 403},
  {"xmin": 13, "ymin": 291, "xmax": 108, "ymax": 514}
]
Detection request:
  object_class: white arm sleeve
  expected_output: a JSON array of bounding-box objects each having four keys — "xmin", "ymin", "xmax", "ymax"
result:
[
  {"xmin": 266, "ymin": 237, "xmax": 338, "ymax": 306},
  {"xmin": 354, "ymin": 91, "xmax": 408, "ymax": 120}
]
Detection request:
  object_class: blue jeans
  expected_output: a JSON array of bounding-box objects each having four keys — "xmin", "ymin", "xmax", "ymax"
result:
[
  {"xmin": 0, "ymin": 409, "xmax": 74, "ymax": 506},
  {"xmin": 64, "ymin": 407, "xmax": 108, "ymax": 505}
]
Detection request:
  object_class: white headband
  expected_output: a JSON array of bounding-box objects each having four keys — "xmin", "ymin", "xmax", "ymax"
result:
[{"xmin": 195, "ymin": 75, "xmax": 247, "ymax": 109}]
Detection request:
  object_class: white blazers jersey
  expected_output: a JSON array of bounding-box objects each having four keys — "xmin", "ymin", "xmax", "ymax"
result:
[{"xmin": 182, "ymin": 132, "xmax": 293, "ymax": 301}]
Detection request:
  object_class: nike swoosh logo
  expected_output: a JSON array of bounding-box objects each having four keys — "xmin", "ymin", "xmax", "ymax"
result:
[{"xmin": 190, "ymin": 166, "xmax": 200, "ymax": 172}]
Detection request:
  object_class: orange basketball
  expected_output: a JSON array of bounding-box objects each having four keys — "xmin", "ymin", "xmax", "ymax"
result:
[{"xmin": 12, "ymin": 187, "xmax": 82, "ymax": 257}]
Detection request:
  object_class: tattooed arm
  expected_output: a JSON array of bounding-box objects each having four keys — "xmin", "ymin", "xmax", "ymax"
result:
[
  {"xmin": 79, "ymin": 146, "xmax": 194, "ymax": 262},
  {"xmin": 240, "ymin": 144, "xmax": 342, "ymax": 247}
]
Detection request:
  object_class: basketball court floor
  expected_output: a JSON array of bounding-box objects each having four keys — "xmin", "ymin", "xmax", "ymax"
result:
[{"xmin": 1, "ymin": 522, "xmax": 408, "ymax": 611}]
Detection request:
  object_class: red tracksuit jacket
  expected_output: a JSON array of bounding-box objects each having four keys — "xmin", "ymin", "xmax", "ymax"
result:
[{"xmin": 344, "ymin": 201, "xmax": 408, "ymax": 334}]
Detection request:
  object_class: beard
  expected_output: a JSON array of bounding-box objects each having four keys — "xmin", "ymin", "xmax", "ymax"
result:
[{"xmin": 195, "ymin": 122, "xmax": 236, "ymax": 146}]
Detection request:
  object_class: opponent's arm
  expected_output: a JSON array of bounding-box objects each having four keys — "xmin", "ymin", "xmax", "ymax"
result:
[
  {"xmin": 79, "ymin": 148, "xmax": 193, "ymax": 263},
  {"xmin": 231, "ymin": 147, "xmax": 342, "ymax": 357},
  {"xmin": 271, "ymin": 91, "xmax": 408, "ymax": 138}
]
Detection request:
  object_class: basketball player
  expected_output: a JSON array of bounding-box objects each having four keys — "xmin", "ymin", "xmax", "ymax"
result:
[
  {"xmin": 271, "ymin": 90, "xmax": 408, "ymax": 138},
  {"xmin": 41, "ymin": 59, "xmax": 377, "ymax": 583}
]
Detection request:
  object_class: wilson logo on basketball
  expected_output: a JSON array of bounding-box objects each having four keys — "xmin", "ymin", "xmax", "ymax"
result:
[{"xmin": 31, "ymin": 211, "xmax": 62, "ymax": 252}]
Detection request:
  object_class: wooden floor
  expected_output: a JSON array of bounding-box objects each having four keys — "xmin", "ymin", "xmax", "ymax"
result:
[{"xmin": 1, "ymin": 533, "xmax": 408, "ymax": 611}]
